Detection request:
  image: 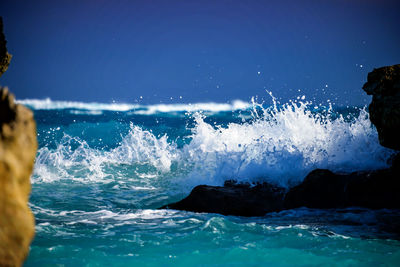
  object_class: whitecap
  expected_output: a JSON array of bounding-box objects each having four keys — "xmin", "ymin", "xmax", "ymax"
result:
[
  {"xmin": 17, "ymin": 98, "xmax": 250, "ymax": 114},
  {"xmin": 17, "ymin": 98, "xmax": 138, "ymax": 111}
]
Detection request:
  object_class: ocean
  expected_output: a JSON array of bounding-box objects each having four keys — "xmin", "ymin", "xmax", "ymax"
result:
[{"xmin": 18, "ymin": 97, "xmax": 400, "ymax": 266}]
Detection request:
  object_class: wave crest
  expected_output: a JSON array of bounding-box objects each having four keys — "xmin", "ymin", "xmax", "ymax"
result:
[{"xmin": 33, "ymin": 99, "xmax": 394, "ymax": 188}]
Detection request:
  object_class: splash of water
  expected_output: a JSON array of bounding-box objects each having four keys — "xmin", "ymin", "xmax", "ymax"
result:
[
  {"xmin": 33, "ymin": 99, "xmax": 393, "ymax": 188},
  {"xmin": 181, "ymin": 102, "xmax": 391, "ymax": 187}
]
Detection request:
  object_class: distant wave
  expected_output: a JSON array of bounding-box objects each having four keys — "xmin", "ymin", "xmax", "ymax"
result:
[
  {"xmin": 132, "ymin": 100, "xmax": 250, "ymax": 115},
  {"xmin": 16, "ymin": 98, "xmax": 251, "ymax": 114},
  {"xmin": 16, "ymin": 98, "xmax": 138, "ymax": 111}
]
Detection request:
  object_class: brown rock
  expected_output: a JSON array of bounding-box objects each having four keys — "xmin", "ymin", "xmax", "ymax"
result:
[
  {"xmin": 0, "ymin": 17, "xmax": 12, "ymax": 77},
  {"xmin": 0, "ymin": 88, "xmax": 37, "ymax": 266},
  {"xmin": 362, "ymin": 64, "xmax": 400, "ymax": 150}
]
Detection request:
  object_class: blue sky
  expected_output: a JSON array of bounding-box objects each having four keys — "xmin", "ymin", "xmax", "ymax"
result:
[{"xmin": 0, "ymin": 0, "xmax": 399, "ymax": 105}]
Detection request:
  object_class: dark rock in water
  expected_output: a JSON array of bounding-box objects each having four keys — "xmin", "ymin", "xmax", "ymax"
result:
[
  {"xmin": 161, "ymin": 180, "xmax": 285, "ymax": 216},
  {"xmin": 163, "ymin": 154, "xmax": 400, "ymax": 217},
  {"xmin": 346, "ymin": 153, "xmax": 400, "ymax": 209},
  {"xmin": 363, "ymin": 64, "xmax": 400, "ymax": 150},
  {"xmin": 0, "ymin": 17, "xmax": 12, "ymax": 76},
  {"xmin": 284, "ymin": 156, "xmax": 400, "ymax": 209},
  {"xmin": 283, "ymin": 169, "xmax": 350, "ymax": 209}
]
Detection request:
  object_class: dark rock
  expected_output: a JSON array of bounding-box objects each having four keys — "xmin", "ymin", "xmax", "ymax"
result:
[
  {"xmin": 163, "ymin": 155, "xmax": 400, "ymax": 217},
  {"xmin": 283, "ymin": 169, "xmax": 351, "ymax": 209},
  {"xmin": 0, "ymin": 17, "xmax": 12, "ymax": 76},
  {"xmin": 362, "ymin": 64, "xmax": 400, "ymax": 150},
  {"xmin": 390, "ymin": 152, "xmax": 400, "ymax": 171},
  {"xmin": 0, "ymin": 87, "xmax": 17, "ymax": 126},
  {"xmin": 346, "ymin": 154, "xmax": 400, "ymax": 209},
  {"xmin": 284, "ymin": 161, "xmax": 400, "ymax": 210},
  {"xmin": 162, "ymin": 180, "xmax": 285, "ymax": 217}
]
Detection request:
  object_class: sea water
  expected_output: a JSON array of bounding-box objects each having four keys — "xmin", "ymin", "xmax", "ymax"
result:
[{"xmin": 18, "ymin": 97, "xmax": 400, "ymax": 266}]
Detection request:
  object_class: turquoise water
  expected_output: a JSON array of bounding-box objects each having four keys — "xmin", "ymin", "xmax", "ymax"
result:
[{"xmin": 21, "ymin": 99, "xmax": 400, "ymax": 266}]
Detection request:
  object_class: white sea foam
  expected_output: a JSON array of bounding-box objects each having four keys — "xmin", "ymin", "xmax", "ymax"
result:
[
  {"xmin": 33, "ymin": 125, "xmax": 177, "ymax": 183},
  {"xmin": 69, "ymin": 110, "xmax": 103, "ymax": 115},
  {"xmin": 17, "ymin": 98, "xmax": 138, "ymax": 111},
  {"xmin": 32, "ymin": 98, "xmax": 394, "ymax": 188},
  {"xmin": 17, "ymin": 98, "xmax": 250, "ymax": 113},
  {"xmin": 31, "ymin": 203, "xmax": 180, "ymax": 222},
  {"xmin": 132, "ymin": 100, "xmax": 250, "ymax": 115},
  {"xmin": 111, "ymin": 124, "xmax": 178, "ymax": 172}
]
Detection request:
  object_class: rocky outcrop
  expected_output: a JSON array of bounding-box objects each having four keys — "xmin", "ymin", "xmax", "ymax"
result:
[
  {"xmin": 0, "ymin": 88, "xmax": 37, "ymax": 266},
  {"xmin": 284, "ymin": 154, "xmax": 400, "ymax": 209},
  {"xmin": 0, "ymin": 18, "xmax": 36, "ymax": 266},
  {"xmin": 0, "ymin": 17, "xmax": 12, "ymax": 76},
  {"xmin": 163, "ymin": 154, "xmax": 400, "ymax": 216},
  {"xmin": 161, "ymin": 180, "xmax": 285, "ymax": 216},
  {"xmin": 363, "ymin": 64, "xmax": 400, "ymax": 150}
]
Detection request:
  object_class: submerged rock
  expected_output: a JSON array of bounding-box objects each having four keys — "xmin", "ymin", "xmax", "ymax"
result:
[
  {"xmin": 0, "ymin": 17, "xmax": 12, "ymax": 76},
  {"xmin": 161, "ymin": 180, "xmax": 285, "ymax": 217},
  {"xmin": 363, "ymin": 64, "xmax": 400, "ymax": 150},
  {"xmin": 0, "ymin": 88, "xmax": 37, "ymax": 266}
]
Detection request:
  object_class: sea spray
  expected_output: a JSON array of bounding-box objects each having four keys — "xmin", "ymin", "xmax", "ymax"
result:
[
  {"xmin": 32, "ymin": 98, "xmax": 393, "ymax": 188},
  {"xmin": 179, "ymin": 100, "xmax": 392, "ymax": 187}
]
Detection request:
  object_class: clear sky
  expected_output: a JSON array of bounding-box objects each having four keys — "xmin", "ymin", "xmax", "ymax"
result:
[{"xmin": 0, "ymin": 0, "xmax": 399, "ymax": 105}]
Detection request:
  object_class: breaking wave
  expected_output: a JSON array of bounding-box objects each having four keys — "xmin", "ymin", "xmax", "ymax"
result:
[{"xmin": 32, "ymin": 98, "xmax": 394, "ymax": 188}]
